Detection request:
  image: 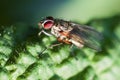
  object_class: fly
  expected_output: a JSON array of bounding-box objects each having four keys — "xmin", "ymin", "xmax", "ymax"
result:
[{"xmin": 38, "ymin": 16, "xmax": 103, "ymax": 53}]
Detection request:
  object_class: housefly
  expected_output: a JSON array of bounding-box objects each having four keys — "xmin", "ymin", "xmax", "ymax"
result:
[{"xmin": 38, "ymin": 16, "xmax": 103, "ymax": 52}]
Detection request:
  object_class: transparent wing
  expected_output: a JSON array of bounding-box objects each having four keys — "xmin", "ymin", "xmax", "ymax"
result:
[{"xmin": 69, "ymin": 24, "xmax": 103, "ymax": 51}]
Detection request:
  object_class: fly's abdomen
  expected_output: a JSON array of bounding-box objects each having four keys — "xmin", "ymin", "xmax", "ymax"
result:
[{"xmin": 70, "ymin": 39, "xmax": 84, "ymax": 48}]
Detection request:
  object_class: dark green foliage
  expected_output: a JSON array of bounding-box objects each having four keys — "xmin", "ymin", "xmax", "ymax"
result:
[
  {"xmin": 0, "ymin": 0, "xmax": 120, "ymax": 79},
  {"xmin": 0, "ymin": 15, "xmax": 120, "ymax": 80}
]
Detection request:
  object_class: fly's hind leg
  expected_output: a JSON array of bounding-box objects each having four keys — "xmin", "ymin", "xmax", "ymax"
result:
[{"xmin": 69, "ymin": 44, "xmax": 78, "ymax": 60}]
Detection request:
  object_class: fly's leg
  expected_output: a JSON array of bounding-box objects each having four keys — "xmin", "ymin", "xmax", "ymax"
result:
[
  {"xmin": 38, "ymin": 43, "xmax": 63, "ymax": 57},
  {"xmin": 57, "ymin": 36, "xmax": 78, "ymax": 59},
  {"xmin": 69, "ymin": 44, "xmax": 78, "ymax": 60},
  {"xmin": 70, "ymin": 44, "xmax": 74, "ymax": 49},
  {"xmin": 38, "ymin": 29, "xmax": 52, "ymax": 36},
  {"xmin": 49, "ymin": 43, "xmax": 63, "ymax": 49},
  {"xmin": 38, "ymin": 30, "xmax": 54, "ymax": 57}
]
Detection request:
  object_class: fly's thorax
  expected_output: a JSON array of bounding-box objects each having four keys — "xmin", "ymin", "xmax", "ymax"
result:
[
  {"xmin": 51, "ymin": 25, "xmax": 61, "ymax": 37},
  {"xmin": 50, "ymin": 20, "xmax": 73, "ymax": 38},
  {"xmin": 57, "ymin": 19, "xmax": 73, "ymax": 31}
]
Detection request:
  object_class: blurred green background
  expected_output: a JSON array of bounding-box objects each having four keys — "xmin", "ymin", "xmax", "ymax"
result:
[{"xmin": 0, "ymin": 0, "xmax": 120, "ymax": 80}]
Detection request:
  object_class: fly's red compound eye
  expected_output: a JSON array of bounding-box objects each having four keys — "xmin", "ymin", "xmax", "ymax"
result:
[{"xmin": 43, "ymin": 20, "xmax": 54, "ymax": 29}]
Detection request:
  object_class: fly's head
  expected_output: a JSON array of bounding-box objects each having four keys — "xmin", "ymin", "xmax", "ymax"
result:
[{"xmin": 38, "ymin": 16, "xmax": 54, "ymax": 30}]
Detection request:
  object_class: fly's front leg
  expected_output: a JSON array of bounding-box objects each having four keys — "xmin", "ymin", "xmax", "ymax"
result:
[
  {"xmin": 38, "ymin": 29, "xmax": 53, "ymax": 58},
  {"xmin": 38, "ymin": 29, "xmax": 52, "ymax": 36}
]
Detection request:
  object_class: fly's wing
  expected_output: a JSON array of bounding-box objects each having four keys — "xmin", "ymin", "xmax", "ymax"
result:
[{"xmin": 69, "ymin": 23, "xmax": 103, "ymax": 51}]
